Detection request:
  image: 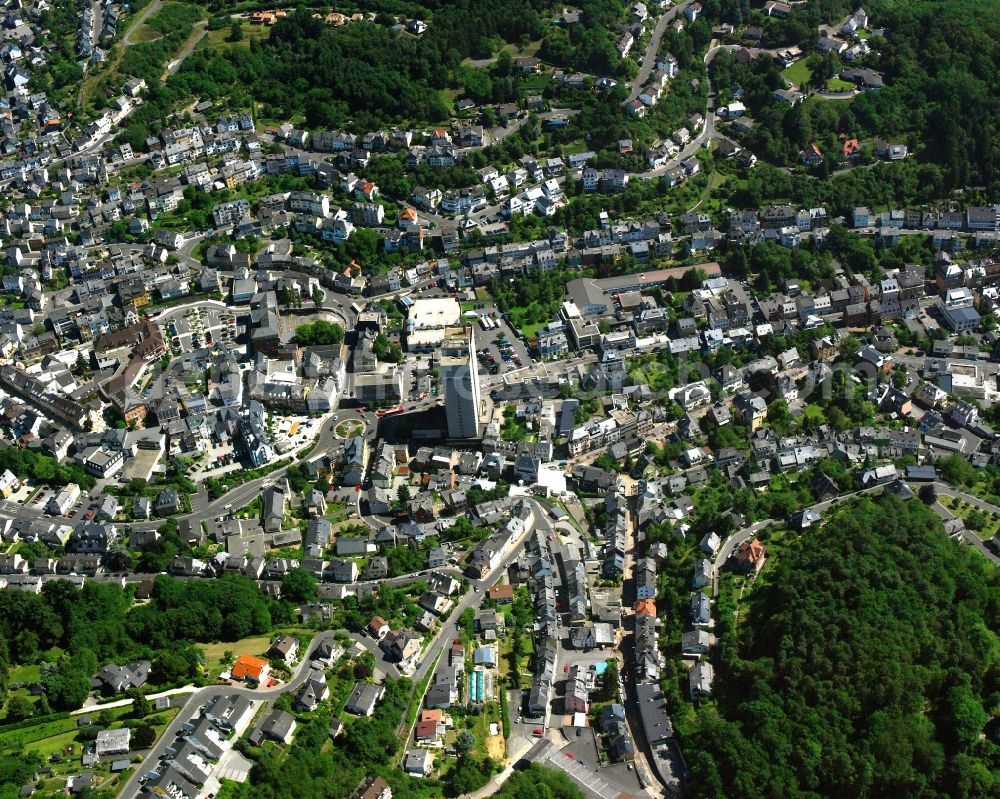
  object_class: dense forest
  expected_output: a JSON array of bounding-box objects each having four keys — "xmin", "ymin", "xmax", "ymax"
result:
[
  {"xmin": 165, "ymin": 1, "xmax": 550, "ymax": 130},
  {"xmin": 683, "ymin": 495, "xmax": 1000, "ymax": 798},
  {"xmin": 715, "ymin": 0, "xmax": 1000, "ymax": 195},
  {"xmin": 0, "ymin": 575, "xmax": 292, "ymax": 712}
]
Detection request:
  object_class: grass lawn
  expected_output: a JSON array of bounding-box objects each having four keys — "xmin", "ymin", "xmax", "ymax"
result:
[
  {"xmin": 30, "ymin": 728, "xmax": 84, "ymax": 758},
  {"xmin": 334, "ymin": 420, "xmax": 364, "ymax": 438},
  {"xmin": 804, "ymin": 95, "xmax": 853, "ymax": 110},
  {"xmin": 825, "ymin": 77, "xmax": 855, "ymax": 91},
  {"xmin": 938, "ymin": 495, "xmax": 1000, "ymax": 540},
  {"xmin": 0, "ymin": 703, "xmax": 165, "ymax": 754},
  {"xmin": 0, "ymin": 715, "xmax": 88, "ymax": 750},
  {"xmin": 9, "ymin": 664, "xmax": 42, "ymax": 684},
  {"xmin": 802, "ymin": 404, "xmax": 827, "ymax": 424},
  {"xmin": 199, "ymin": 22, "xmax": 271, "ymax": 52},
  {"xmin": 472, "ymin": 701, "xmax": 505, "ymax": 759},
  {"xmin": 501, "ymin": 40, "xmax": 542, "ymax": 58},
  {"xmin": 201, "ymin": 635, "xmax": 275, "ymax": 679},
  {"xmin": 561, "ymin": 139, "xmax": 591, "ymax": 155},
  {"xmin": 780, "ymin": 59, "xmax": 812, "ymax": 88},
  {"xmin": 130, "ymin": 24, "xmax": 164, "ymax": 44},
  {"xmin": 147, "ymin": 707, "xmax": 181, "ymax": 738},
  {"xmin": 204, "ymin": 630, "xmax": 317, "ymax": 679},
  {"xmin": 519, "ymin": 321, "xmax": 546, "ymax": 341}
]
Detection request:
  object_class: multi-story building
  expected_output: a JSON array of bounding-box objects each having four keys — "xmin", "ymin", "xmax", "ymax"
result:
[{"xmin": 441, "ymin": 326, "xmax": 482, "ymax": 440}]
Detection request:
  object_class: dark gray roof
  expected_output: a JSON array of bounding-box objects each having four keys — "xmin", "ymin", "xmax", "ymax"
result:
[{"xmin": 635, "ymin": 682, "xmax": 673, "ymax": 745}]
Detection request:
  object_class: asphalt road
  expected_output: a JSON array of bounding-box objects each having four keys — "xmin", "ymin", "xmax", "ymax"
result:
[
  {"xmin": 624, "ymin": 3, "xmax": 695, "ymax": 105},
  {"xmin": 116, "ymin": 629, "xmax": 345, "ymax": 799},
  {"xmin": 116, "ymin": 499, "xmax": 553, "ymax": 799},
  {"xmin": 923, "ymin": 482, "xmax": 1000, "ymax": 565}
]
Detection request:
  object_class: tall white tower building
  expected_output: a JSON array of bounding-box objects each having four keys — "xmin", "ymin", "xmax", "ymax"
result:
[{"xmin": 441, "ymin": 326, "xmax": 482, "ymax": 439}]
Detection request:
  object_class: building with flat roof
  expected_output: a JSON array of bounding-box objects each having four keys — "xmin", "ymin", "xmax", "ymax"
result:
[
  {"xmin": 566, "ymin": 264, "xmax": 722, "ymax": 316},
  {"xmin": 406, "ymin": 297, "xmax": 461, "ymax": 351},
  {"xmin": 441, "ymin": 326, "xmax": 482, "ymax": 440},
  {"xmin": 95, "ymin": 728, "xmax": 131, "ymax": 757}
]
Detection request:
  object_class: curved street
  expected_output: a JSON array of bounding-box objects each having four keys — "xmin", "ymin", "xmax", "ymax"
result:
[
  {"xmin": 624, "ymin": 2, "xmax": 695, "ymax": 105},
  {"xmin": 114, "ymin": 498, "xmax": 554, "ymax": 799}
]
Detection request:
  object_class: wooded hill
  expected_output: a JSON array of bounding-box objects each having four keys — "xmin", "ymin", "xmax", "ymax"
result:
[{"xmin": 684, "ymin": 494, "xmax": 1000, "ymax": 798}]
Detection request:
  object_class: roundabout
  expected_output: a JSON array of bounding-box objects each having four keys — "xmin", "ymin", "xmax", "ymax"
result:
[{"xmin": 334, "ymin": 418, "xmax": 365, "ymax": 438}]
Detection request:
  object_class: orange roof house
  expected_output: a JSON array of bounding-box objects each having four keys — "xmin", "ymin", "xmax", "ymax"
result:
[
  {"xmin": 842, "ymin": 137, "xmax": 861, "ymax": 159},
  {"xmin": 368, "ymin": 615, "xmax": 389, "ymax": 638},
  {"xmin": 231, "ymin": 654, "xmax": 269, "ymax": 682},
  {"xmin": 731, "ymin": 538, "xmax": 767, "ymax": 575},
  {"xmin": 420, "ymin": 709, "xmax": 442, "ymax": 723},
  {"xmin": 250, "ymin": 10, "xmax": 287, "ymax": 25},
  {"xmin": 488, "ymin": 584, "xmax": 514, "ymax": 603},
  {"xmin": 635, "ymin": 598, "xmax": 656, "ymax": 616}
]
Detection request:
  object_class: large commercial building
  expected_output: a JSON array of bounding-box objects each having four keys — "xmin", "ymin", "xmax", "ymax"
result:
[
  {"xmin": 441, "ymin": 326, "xmax": 482, "ymax": 439},
  {"xmin": 405, "ymin": 298, "xmax": 462, "ymax": 351}
]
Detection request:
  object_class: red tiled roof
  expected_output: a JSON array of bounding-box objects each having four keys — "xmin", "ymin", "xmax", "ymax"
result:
[
  {"xmin": 231, "ymin": 655, "xmax": 268, "ymax": 680},
  {"xmin": 737, "ymin": 538, "xmax": 766, "ymax": 563},
  {"xmin": 415, "ymin": 720, "xmax": 438, "ymax": 739},
  {"xmin": 635, "ymin": 598, "xmax": 656, "ymax": 616},
  {"xmin": 488, "ymin": 584, "xmax": 514, "ymax": 600}
]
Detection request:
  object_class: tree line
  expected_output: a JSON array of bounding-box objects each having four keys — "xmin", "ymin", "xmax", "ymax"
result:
[
  {"xmin": 0, "ymin": 574, "xmax": 295, "ymax": 714},
  {"xmin": 682, "ymin": 494, "xmax": 1000, "ymax": 798}
]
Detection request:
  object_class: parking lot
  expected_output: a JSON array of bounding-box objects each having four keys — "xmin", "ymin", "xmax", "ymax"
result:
[
  {"xmin": 474, "ymin": 308, "xmax": 533, "ymax": 379},
  {"xmin": 403, "ymin": 355, "xmax": 436, "ymax": 402},
  {"xmin": 30, "ymin": 486, "xmax": 98, "ymax": 520},
  {"xmin": 538, "ymin": 745, "xmax": 637, "ymax": 799},
  {"xmin": 190, "ymin": 439, "xmax": 240, "ymax": 479},
  {"xmin": 162, "ymin": 306, "xmax": 240, "ymax": 356}
]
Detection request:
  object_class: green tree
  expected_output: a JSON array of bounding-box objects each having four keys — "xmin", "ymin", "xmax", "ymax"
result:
[
  {"xmin": 281, "ymin": 568, "xmax": 318, "ymax": 603},
  {"xmin": 602, "ymin": 659, "xmax": 621, "ymax": 702},
  {"xmin": 4, "ymin": 694, "xmax": 34, "ymax": 721},
  {"xmin": 941, "ymin": 681, "xmax": 988, "ymax": 750},
  {"xmin": 296, "ymin": 320, "xmax": 344, "ymax": 346},
  {"xmin": 683, "ymin": 495, "xmax": 1000, "ymax": 798},
  {"xmin": 133, "ymin": 724, "xmax": 156, "ymax": 749},
  {"xmin": 128, "ymin": 687, "xmax": 151, "ymax": 718},
  {"xmin": 838, "ymin": 334, "xmax": 860, "ymax": 359},
  {"xmin": 455, "ymin": 730, "xmax": 476, "ymax": 755},
  {"xmin": 494, "ymin": 764, "xmax": 584, "ymax": 799}
]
